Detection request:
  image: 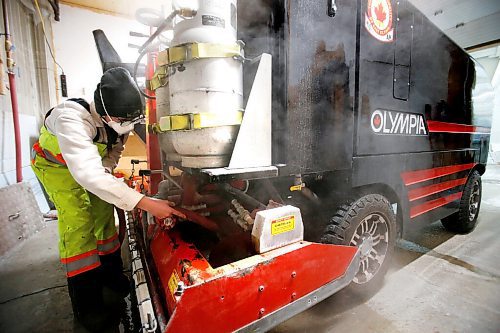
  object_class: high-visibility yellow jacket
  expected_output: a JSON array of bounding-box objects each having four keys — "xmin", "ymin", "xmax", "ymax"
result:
[{"xmin": 39, "ymin": 99, "xmax": 144, "ymax": 211}]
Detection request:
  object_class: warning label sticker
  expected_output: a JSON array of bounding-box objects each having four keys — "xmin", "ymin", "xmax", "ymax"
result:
[
  {"xmin": 271, "ymin": 215, "xmax": 295, "ymax": 235},
  {"xmin": 202, "ymin": 15, "xmax": 225, "ymax": 28},
  {"xmin": 168, "ymin": 270, "xmax": 180, "ymax": 299}
]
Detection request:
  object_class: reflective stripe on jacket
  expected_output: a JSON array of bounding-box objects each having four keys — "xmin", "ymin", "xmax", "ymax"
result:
[{"xmin": 32, "ymin": 126, "xmax": 108, "ymax": 166}]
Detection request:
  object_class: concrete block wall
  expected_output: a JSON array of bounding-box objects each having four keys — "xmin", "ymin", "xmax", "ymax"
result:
[{"xmin": 0, "ymin": 183, "xmax": 44, "ymax": 256}]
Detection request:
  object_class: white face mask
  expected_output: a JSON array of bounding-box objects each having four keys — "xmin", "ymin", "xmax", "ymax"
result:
[
  {"xmin": 99, "ymin": 88, "xmax": 136, "ymax": 135},
  {"xmin": 106, "ymin": 120, "xmax": 136, "ymax": 135}
]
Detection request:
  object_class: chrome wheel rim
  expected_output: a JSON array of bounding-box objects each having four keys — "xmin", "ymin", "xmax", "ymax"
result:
[
  {"xmin": 350, "ymin": 213, "xmax": 389, "ymax": 284},
  {"xmin": 468, "ymin": 179, "xmax": 480, "ymax": 222}
]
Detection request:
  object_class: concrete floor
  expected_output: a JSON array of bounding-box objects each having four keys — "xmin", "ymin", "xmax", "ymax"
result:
[
  {"xmin": 0, "ymin": 220, "xmax": 75, "ymax": 332},
  {"xmin": 1, "ymin": 167, "xmax": 500, "ymax": 333}
]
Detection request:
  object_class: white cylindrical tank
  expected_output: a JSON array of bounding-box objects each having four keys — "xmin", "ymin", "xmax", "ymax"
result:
[
  {"xmin": 156, "ymin": 88, "xmax": 182, "ymax": 162},
  {"xmin": 157, "ymin": 0, "xmax": 242, "ymax": 168}
]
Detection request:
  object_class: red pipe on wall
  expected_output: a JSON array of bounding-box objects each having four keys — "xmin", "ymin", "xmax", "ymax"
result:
[
  {"xmin": 2, "ymin": 0, "xmax": 22, "ymax": 183},
  {"xmin": 8, "ymin": 73, "xmax": 22, "ymax": 183}
]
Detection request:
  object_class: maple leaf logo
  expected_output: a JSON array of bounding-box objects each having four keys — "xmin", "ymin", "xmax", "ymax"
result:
[{"xmin": 374, "ymin": 2, "xmax": 387, "ymax": 24}]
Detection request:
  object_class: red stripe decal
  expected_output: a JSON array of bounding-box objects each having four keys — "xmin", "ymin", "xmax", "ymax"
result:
[
  {"xmin": 66, "ymin": 262, "xmax": 101, "ymax": 278},
  {"xmin": 401, "ymin": 163, "xmax": 476, "ymax": 186},
  {"xmin": 61, "ymin": 249, "xmax": 98, "ymax": 264},
  {"xmin": 96, "ymin": 233, "xmax": 119, "ymax": 245},
  {"xmin": 410, "ymin": 192, "xmax": 462, "ymax": 219},
  {"xmin": 427, "ymin": 121, "xmax": 490, "ymax": 134},
  {"xmin": 408, "ymin": 178, "xmax": 467, "ymax": 202}
]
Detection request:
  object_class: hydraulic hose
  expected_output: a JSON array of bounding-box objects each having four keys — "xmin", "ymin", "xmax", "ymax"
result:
[{"xmin": 221, "ymin": 184, "xmax": 267, "ymax": 210}]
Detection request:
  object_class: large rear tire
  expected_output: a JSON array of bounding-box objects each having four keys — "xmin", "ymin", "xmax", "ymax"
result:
[
  {"xmin": 441, "ymin": 170, "xmax": 482, "ymax": 234},
  {"xmin": 320, "ymin": 194, "xmax": 396, "ymax": 296}
]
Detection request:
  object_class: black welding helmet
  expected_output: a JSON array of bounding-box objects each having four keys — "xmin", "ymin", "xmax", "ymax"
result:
[{"xmin": 94, "ymin": 67, "xmax": 144, "ymax": 120}]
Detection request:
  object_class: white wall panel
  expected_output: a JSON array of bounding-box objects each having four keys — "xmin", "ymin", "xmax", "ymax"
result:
[{"xmin": 52, "ymin": 4, "xmax": 148, "ymax": 100}]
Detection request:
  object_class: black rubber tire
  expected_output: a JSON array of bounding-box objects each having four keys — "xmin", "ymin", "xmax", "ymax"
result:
[
  {"xmin": 320, "ymin": 194, "xmax": 396, "ymax": 296},
  {"xmin": 441, "ymin": 171, "xmax": 482, "ymax": 234}
]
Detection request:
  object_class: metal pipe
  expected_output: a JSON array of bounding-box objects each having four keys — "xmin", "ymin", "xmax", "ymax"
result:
[{"xmin": 2, "ymin": 0, "xmax": 22, "ymax": 182}]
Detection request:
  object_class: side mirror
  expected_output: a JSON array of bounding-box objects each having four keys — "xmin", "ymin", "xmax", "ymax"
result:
[{"xmin": 327, "ymin": 0, "xmax": 337, "ymax": 17}]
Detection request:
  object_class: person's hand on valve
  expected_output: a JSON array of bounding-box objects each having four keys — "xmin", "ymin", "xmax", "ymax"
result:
[{"xmin": 136, "ymin": 196, "xmax": 186, "ymax": 220}]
